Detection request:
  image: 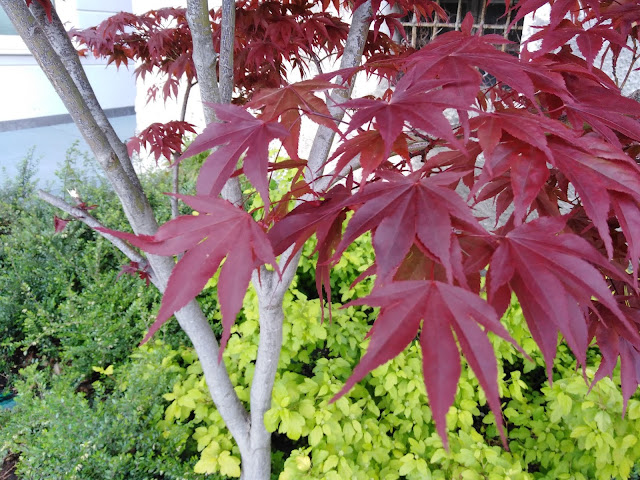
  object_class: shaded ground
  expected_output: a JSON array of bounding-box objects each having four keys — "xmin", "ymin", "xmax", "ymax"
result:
[{"xmin": 0, "ymin": 453, "xmax": 17, "ymax": 480}]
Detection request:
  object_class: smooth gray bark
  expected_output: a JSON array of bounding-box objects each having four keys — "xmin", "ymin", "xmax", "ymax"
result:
[
  {"xmin": 186, "ymin": 0, "xmax": 243, "ymax": 206},
  {"xmin": 171, "ymin": 81, "xmax": 195, "ymax": 219},
  {"xmin": 307, "ymin": 1, "xmax": 373, "ymax": 184},
  {"xmin": 37, "ymin": 190, "xmax": 151, "ymax": 274},
  {"xmin": 186, "ymin": 0, "xmax": 221, "ymax": 118},
  {"xmin": 219, "ymin": 0, "xmax": 236, "ymax": 104}
]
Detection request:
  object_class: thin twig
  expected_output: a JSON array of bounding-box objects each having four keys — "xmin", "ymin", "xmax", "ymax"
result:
[
  {"xmin": 171, "ymin": 81, "xmax": 195, "ymax": 219},
  {"xmin": 620, "ymin": 38, "xmax": 639, "ymax": 90},
  {"xmin": 37, "ymin": 190, "xmax": 154, "ymax": 281}
]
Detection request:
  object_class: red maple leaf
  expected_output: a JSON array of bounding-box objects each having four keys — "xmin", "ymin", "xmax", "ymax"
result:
[
  {"xmin": 98, "ymin": 194, "xmax": 278, "ymax": 352},
  {"xmin": 562, "ymin": 82, "xmax": 640, "ymax": 146},
  {"xmin": 53, "ymin": 216, "xmax": 70, "ymax": 233},
  {"xmin": 406, "ymin": 32, "xmax": 539, "ymax": 102},
  {"xmin": 268, "ymin": 183, "xmax": 352, "ymax": 315},
  {"xmin": 526, "ymin": 20, "xmax": 627, "ymax": 67},
  {"xmin": 511, "ymin": 0, "xmax": 602, "ymax": 31},
  {"xmin": 471, "ymin": 139, "xmax": 551, "ymax": 226},
  {"xmin": 117, "ymin": 261, "xmax": 151, "ymax": 286},
  {"xmin": 180, "ymin": 105, "xmax": 289, "ymax": 208},
  {"xmin": 333, "ymin": 280, "xmax": 520, "ymax": 449},
  {"xmin": 487, "ymin": 216, "xmax": 638, "ymax": 378},
  {"xmin": 128, "ymin": 121, "xmax": 197, "ymax": 162},
  {"xmin": 328, "ymin": 130, "xmax": 411, "ymax": 182},
  {"xmin": 342, "ymin": 63, "xmax": 479, "ymax": 156},
  {"xmin": 332, "ymin": 171, "xmax": 488, "ymax": 284},
  {"xmin": 246, "ymin": 79, "xmax": 341, "ymax": 161},
  {"xmin": 550, "ymin": 135, "xmax": 640, "ymax": 261}
]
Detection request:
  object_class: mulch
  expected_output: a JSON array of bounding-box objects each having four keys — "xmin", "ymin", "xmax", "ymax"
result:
[{"xmin": 0, "ymin": 453, "xmax": 18, "ymax": 480}]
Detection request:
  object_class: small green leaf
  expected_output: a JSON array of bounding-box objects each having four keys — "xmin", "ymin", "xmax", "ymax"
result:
[
  {"xmin": 323, "ymin": 454, "xmax": 339, "ymax": 472},
  {"xmin": 263, "ymin": 408, "xmax": 280, "ymax": 432},
  {"xmin": 295, "ymin": 455, "xmax": 312, "ymax": 472},
  {"xmin": 218, "ymin": 451, "xmax": 241, "ymax": 478},
  {"xmin": 309, "ymin": 426, "xmax": 323, "ymax": 446}
]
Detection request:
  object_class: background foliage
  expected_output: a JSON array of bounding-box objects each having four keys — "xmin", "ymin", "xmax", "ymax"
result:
[{"xmin": 2, "ymin": 152, "xmax": 640, "ymax": 479}]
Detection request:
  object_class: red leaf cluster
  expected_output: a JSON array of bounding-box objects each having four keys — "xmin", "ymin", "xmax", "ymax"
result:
[
  {"xmin": 71, "ymin": 1, "xmax": 397, "ymax": 103},
  {"xmin": 127, "ymin": 121, "xmax": 196, "ymax": 163},
  {"xmin": 86, "ymin": 0, "xmax": 640, "ymax": 448},
  {"xmin": 117, "ymin": 261, "xmax": 152, "ymax": 286}
]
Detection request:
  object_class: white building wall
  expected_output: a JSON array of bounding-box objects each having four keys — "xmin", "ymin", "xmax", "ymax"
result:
[{"xmin": 0, "ymin": 0, "xmax": 136, "ymax": 125}]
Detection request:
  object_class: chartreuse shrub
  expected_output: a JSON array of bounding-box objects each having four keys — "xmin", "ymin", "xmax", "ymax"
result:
[
  {"xmin": 155, "ymin": 235, "xmax": 640, "ymax": 480},
  {"xmin": 0, "ymin": 342, "xmax": 209, "ymax": 480}
]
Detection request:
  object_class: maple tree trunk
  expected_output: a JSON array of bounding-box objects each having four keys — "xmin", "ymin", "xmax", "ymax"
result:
[
  {"xmin": 242, "ymin": 290, "xmax": 286, "ymax": 480},
  {"xmin": 186, "ymin": 0, "xmax": 243, "ymax": 206}
]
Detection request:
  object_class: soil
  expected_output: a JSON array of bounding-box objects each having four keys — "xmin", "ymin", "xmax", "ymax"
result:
[{"xmin": 0, "ymin": 453, "xmax": 18, "ymax": 480}]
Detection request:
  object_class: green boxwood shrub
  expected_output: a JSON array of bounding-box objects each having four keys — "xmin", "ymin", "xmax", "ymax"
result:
[
  {"xmin": 0, "ymin": 144, "xmax": 200, "ymax": 383},
  {"xmin": 0, "ymin": 145, "xmax": 221, "ymax": 480},
  {"xmin": 0, "ymin": 342, "xmax": 210, "ymax": 480}
]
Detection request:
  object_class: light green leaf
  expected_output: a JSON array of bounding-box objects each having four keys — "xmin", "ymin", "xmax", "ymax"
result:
[
  {"xmin": 263, "ymin": 408, "xmax": 280, "ymax": 432},
  {"xmin": 323, "ymin": 454, "xmax": 339, "ymax": 472},
  {"xmin": 218, "ymin": 451, "xmax": 241, "ymax": 478},
  {"xmin": 285, "ymin": 411, "xmax": 305, "ymax": 440},
  {"xmin": 309, "ymin": 426, "xmax": 323, "ymax": 446}
]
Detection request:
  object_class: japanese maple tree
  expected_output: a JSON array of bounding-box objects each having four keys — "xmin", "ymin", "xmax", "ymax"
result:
[{"xmin": 5, "ymin": 0, "xmax": 640, "ymax": 477}]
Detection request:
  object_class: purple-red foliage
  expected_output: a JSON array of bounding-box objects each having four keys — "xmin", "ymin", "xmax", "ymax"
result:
[
  {"xmin": 75, "ymin": 1, "xmax": 640, "ymax": 447},
  {"xmin": 117, "ymin": 261, "xmax": 152, "ymax": 286},
  {"xmin": 128, "ymin": 121, "xmax": 197, "ymax": 162}
]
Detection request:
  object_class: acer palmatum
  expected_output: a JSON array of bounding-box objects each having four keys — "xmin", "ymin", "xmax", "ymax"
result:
[{"xmin": 5, "ymin": 0, "xmax": 640, "ymax": 477}]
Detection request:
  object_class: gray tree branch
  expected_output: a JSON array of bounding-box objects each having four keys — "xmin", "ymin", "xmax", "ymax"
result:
[
  {"xmin": 219, "ymin": 0, "xmax": 236, "ymax": 104},
  {"xmin": 37, "ymin": 189, "xmax": 153, "ymax": 277},
  {"xmin": 306, "ymin": 1, "xmax": 373, "ymax": 185},
  {"xmin": 186, "ymin": 0, "xmax": 221, "ymax": 119},
  {"xmin": 186, "ymin": 0, "xmax": 243, "ymax": 206},
  {"xmin": 28, "ymin": 1, "xmax": 142, "ymax": 192},
  {"xmin": 171, "ymin": 81, "xmax": 195, "ymax": 219}
]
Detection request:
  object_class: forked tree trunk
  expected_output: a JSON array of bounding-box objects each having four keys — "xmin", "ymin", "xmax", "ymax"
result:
[{"xmin": 1, "ymin": 1, "xmax": 371, "ymax": 478}]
